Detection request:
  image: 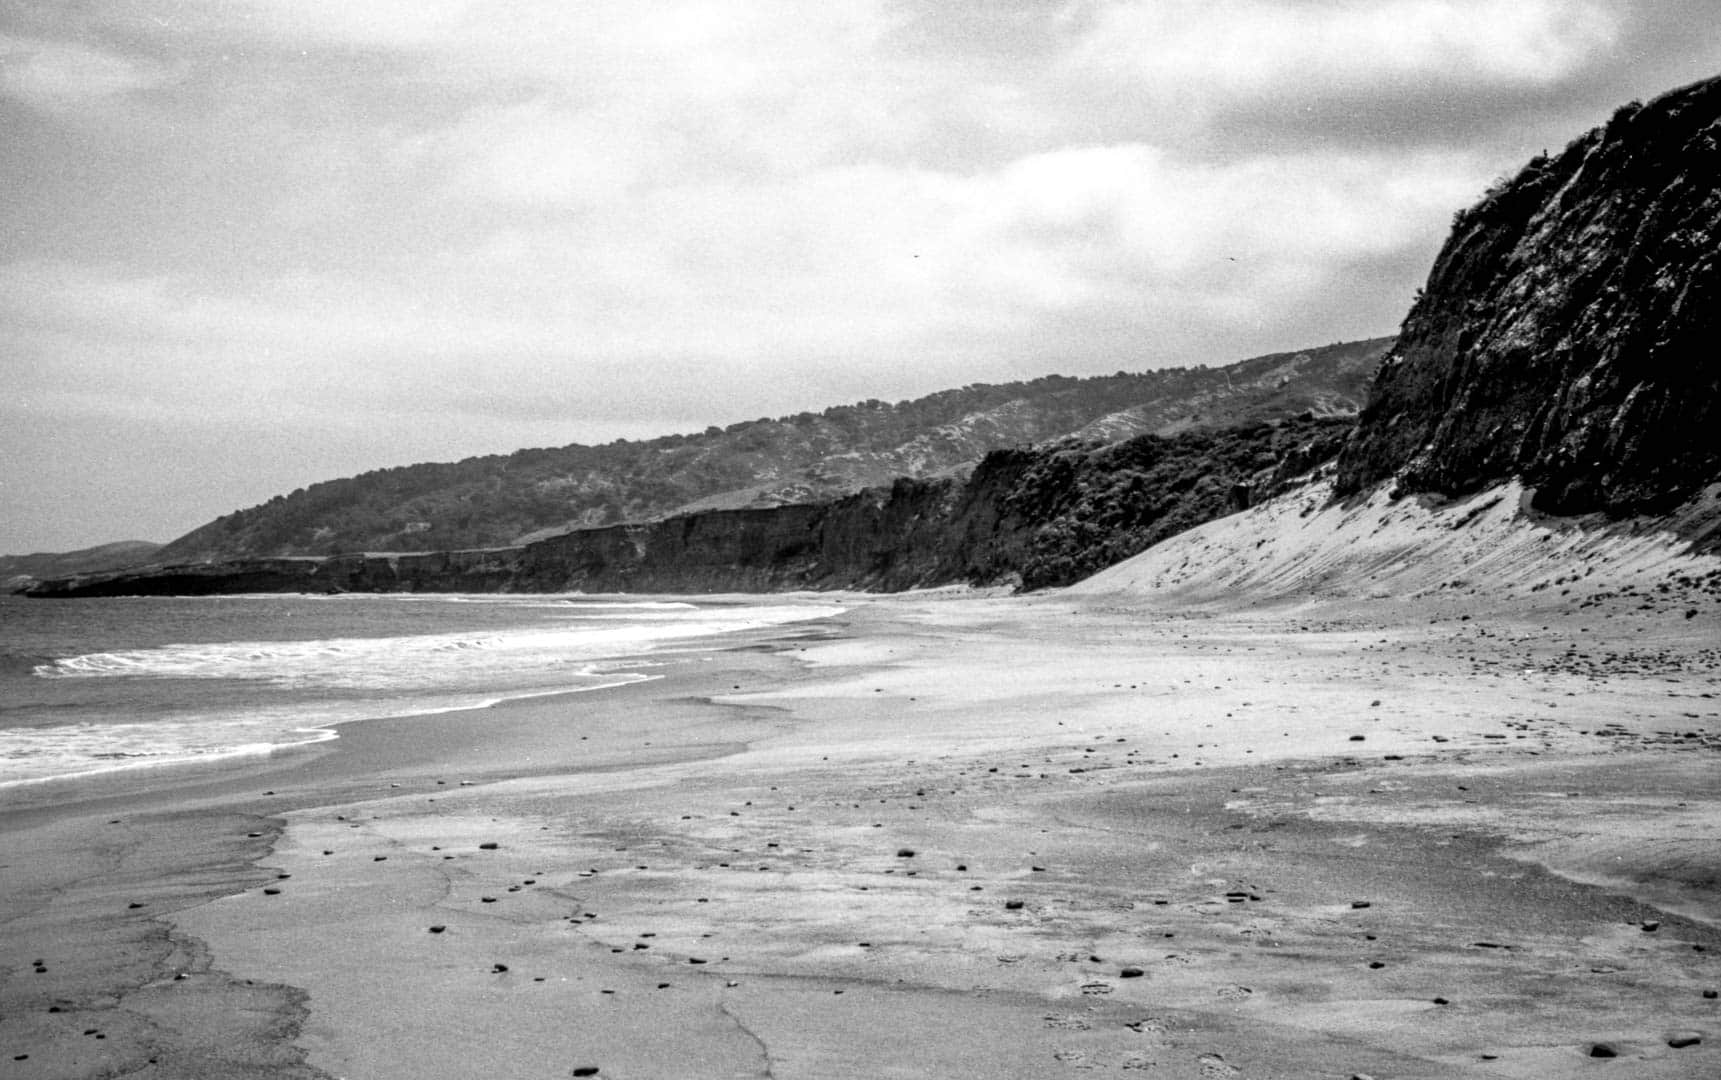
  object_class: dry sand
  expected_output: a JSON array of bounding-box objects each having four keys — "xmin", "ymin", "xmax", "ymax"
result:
[{"xmin": 3, "ymin": 480, "xmax": 1719, "ymax": 1079}]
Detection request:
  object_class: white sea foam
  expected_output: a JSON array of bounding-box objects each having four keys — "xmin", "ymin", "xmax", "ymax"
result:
[
  {"xmin": 35, "ymin": 603, "xmax": 840, "ymax": 691},
  {"xmin": 0, "ymin": 672, "xmax": 654, "ymax": 789},
  {"xmin": 3, "ymin": 598, "xmax": 840, "ymax": 789}
]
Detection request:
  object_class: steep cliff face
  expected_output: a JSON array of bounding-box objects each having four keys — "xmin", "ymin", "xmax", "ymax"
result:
[
  {"xmin": 1337, "ymin": 76, "xmax": 1721, "ymax": 515},
  {"xmin": 26, "ymin": 417, "xmax": 1351, "ymax": 597}
]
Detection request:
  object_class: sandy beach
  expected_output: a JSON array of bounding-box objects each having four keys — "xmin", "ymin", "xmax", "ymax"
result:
[{"xmin": 4, "ymin": 523, "xmax": 1719, "ymax": 1079}]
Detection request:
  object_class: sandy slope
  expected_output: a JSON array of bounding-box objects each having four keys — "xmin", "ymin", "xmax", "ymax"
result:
[{"xmin": 1071, "ymin": 477, "xmax": 1721, "ymax": 614}]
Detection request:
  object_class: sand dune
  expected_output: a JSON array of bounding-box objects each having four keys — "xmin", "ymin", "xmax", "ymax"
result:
[{"xmin": 1073, "ymin": 476, "xmax": 1721, "ymax": 613}]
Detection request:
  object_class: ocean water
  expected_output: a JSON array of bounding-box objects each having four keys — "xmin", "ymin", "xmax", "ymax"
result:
[{"xmin": 0, "ymin": 592, "xmax": 841, "ymax": 788}]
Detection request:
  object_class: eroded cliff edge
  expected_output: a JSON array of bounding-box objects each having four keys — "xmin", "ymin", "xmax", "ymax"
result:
[
  {"xmin": 24, "ymin": 417, "xmax": 1350, "ymax": 597},
  {"xmin": 1336, "ymin": 75, "xmax": 1720, "ymax": 518}
]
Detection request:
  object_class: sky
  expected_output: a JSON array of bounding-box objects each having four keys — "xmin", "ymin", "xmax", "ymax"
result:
[{"xmin": 2, "ymin": 2, "xmax": 1717, "ymax": 553}]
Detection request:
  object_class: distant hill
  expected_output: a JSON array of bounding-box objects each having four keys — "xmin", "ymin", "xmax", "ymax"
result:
[
  {"xmin": 156, "ymin": 338, "xmax": 1388, "ymax": 562},
  {"xmin": 1, "ymin": 540, "xmax": 163, "ymax": 592}
]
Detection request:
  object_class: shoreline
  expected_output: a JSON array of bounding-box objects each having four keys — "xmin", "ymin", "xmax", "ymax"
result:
[
  {"xmin": 5, "ymin": 592, "xmax": 1719, "ymax": 1077},
  {"xmin": 0, "ymin": 615, "xmax": 832, "ymax": 1078}
]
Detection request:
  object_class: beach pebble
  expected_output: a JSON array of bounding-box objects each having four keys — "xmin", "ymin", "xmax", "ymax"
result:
[
  {"xmin": 1704, "ymin": 989, "xmax": 1718, "ymax": 999},
  {"xmin": 1667, "ymin": 1032, "xmax": 1702, "ymax": 1048},
  {"xmin": 571, "ymin": 1068, "xmax": 600, "ymax": 1077},
  {"xmin": 492, "ymin": 963, "xmax": 509, "ymax": 973},
  {"xmin": 1587, "ymin": 1043, "xmax": 1617, "ymax": 1058},
  {"xmin": 479, "ymin": 842, "xmax": 500, "ymax": 850},
  {"xmin": 1641, "ymin": 919, "xmax": 1660, "ymax": 932},
  {"xmin": 1351, "ymin": 900, "xmax": 1372, "ymax": 909},
  {"xmin": 428, "ymin": 925, "xmax": 446, "ymax": 934},
  {"xmin": 1005, "ymin": 900, "xmax": 1025, "ymax": 910},
  {"xmin": 1120, "ymin": 967, "xmax": 1144, "ymax": 978},
  {"xmin": 896, "ymin": 848, "xmax": 915, "ymax": 858}
]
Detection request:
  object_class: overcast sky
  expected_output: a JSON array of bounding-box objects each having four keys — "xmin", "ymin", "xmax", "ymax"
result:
[{"xmin": 3, "ymin": 1, "xmax": 1716, "ymax": 552}]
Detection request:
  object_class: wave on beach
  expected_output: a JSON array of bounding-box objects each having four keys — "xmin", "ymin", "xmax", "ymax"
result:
[{"xmin": 2, "ymin": 596, "xmax": 841, "ymax": 788}]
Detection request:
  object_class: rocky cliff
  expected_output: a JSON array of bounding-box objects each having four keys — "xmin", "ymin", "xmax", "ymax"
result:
[
  {"xmin": 1337, "ymin": 76, "xmax": 1720, "ymax": 516},
  {"xmin": 26, "ymin": 416, "xmax": 1351, "ymax": 597},
  {"xmin": 0, "ymin": 540, "xmax": 163, "ymax": 593}
]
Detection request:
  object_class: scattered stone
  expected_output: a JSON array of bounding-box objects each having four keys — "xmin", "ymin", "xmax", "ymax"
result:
[
  {"xmin": 1587, "ymin": 1043, "xmax": 1617, "ymax": 1058},
  {"xmin": 479, "ymin": 842, "xmax": 500, "ymax": 850},
  {"xmin": 1005, "ymin": 900, "xmax": 1025, "ymax": 910},
  {"xmin": 1120, "ymin": 967, "xmax": 1144, "ymax": 978},
  {"xmin": 428, "ymin": 926, "xmax": 446, "ymax": 934},
  {"xmin": 1667, "ymin": 1032, "xmax": 1702, "ymax": 1049},
  {"xmin": 1433, "ymin": 997, "xmax": 1449, "ymax": 1005},
  {"xmin": 896, "ymin": 849, "xmax": 915, "ymax": 858},
  {"xmin": 492, "ymin": 963, "xmax": 509, "ymax": 973},
  {"xmin": 1641, "ymin": 919, "xmax": 1660, "ymax": 932},
  {"xmin": 572, "ymin": 1068, "xmax": 600, "ymax": 1077},
  {"xmin": 1351, "ymin": 900, "xmax": 1372, "ymax": 909}
]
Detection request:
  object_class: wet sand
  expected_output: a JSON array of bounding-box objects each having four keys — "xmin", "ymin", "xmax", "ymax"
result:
[{"xmin": 3, "ymin": 580, "xmax": 1719, "ymax": 1079}]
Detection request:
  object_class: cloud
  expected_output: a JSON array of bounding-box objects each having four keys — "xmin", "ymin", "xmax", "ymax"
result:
[
  {"xmin": 4, "ymin": 0, "xmax": 1719, "ymax": 551},
  {"xmin": 0, "ymin": 34, "xmax": 177, "ymax": 108},
  {"xmin": 1073, "ymin": 0, "xmax": 1619, "ymax": 94}
]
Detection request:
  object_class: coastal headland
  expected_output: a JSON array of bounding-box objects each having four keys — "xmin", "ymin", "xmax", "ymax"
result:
[{"xmin": 5, "ymin": 496, "xmax": 1718, "ymax": 1080}]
